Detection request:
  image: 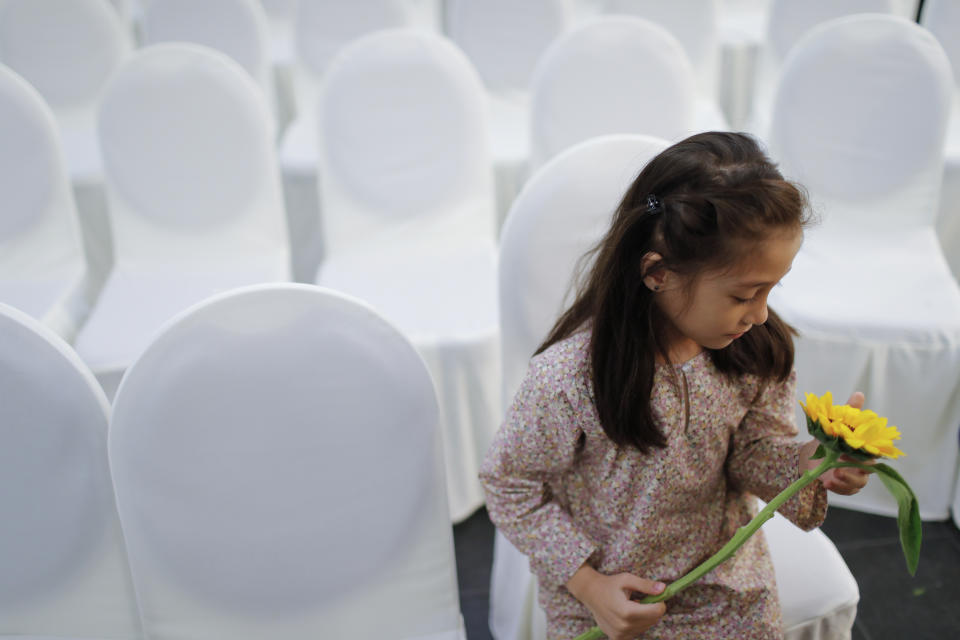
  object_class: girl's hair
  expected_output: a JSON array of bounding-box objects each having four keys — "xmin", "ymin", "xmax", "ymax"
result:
[{"xmin": 537, "ymin": 131, "xmax": 811, "ymax": 453}]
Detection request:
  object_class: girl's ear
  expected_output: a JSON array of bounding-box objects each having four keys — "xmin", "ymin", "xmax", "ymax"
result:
[{"xmin": 641, "ymin": 252, "xmax": 666, "ymax": 292}]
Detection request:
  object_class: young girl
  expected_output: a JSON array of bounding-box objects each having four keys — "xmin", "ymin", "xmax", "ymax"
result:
[{"xmin": 480, "ymin": 132, "xmax": 869, "ymax": 639}]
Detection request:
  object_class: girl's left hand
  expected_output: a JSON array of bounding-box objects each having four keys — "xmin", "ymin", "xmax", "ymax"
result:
[{"xmin": 799, "ymin": 391, "xmax": 871, "ymax": 496}]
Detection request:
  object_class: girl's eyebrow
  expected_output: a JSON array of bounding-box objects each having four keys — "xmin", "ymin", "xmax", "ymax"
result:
[{"xmin": 735, "ymin": 268, "xmax": 792, "ymax": 289}]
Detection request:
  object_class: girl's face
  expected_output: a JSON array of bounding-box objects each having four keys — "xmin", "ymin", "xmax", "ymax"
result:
[{"xmin": 651, "ymin": 227, "xmax": 803, "ymax": 360}]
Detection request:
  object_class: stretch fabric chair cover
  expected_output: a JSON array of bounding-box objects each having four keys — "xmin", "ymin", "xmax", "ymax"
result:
[
  {"xmin": 0, "ymin": 63, "xmax": 88, "ymax": 341},
  {"xmin": 108, "ymin": 284, "xmax": 465, "ymax": 639},
  {"xmin": 768, "ymin": 15, "xmax": 960, "ymax": 520},
  {"xmin": 73, "ymin": 43, "xmax": 290, "ymax": 400},
  {"xmin": 314, "ymin": 29, "xmax": 500, "ymax": 522},
  {"xmin": 0, "ymin": 303, "xmax": 141, "ymax": 638}
]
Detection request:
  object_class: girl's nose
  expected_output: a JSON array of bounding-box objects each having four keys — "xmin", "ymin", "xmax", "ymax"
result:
[{"xmin": 746, "ymin": 301, "xmax": 769, "ymax": 326}]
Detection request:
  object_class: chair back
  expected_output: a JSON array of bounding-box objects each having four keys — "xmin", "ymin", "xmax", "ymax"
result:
[
  {"xmin": 0, "ymin": 0, "xmax": 131, "ymax": 121},
  {"xmin": 98, "ymin": 43, "xmax": 289, "ymax": 273},
  {"xmin": 109, "ymin": 284, "xmax": 463, "ymax": 638},
  {"xmin": 499, "ymin": 134, "xmax": 668, "ymax": 405},
  {"xmin": 529, "ymin": 16, "xmax": 696, "ymax": 167},
  {"xmin": 748, "ymin": 0, "xmax": 897, "ymax": 134},
  {"xmin": 769, "ymin": 14, "xmax": 953, "ymax": 235},
  {"xmin": 601, "ymin": 0, "xmax": 721, "ymax": 99},
  {"xmin": 139, "ymin": 0, "xmax": 277, "ymax": 121},
  {"xmin": 767, "ymin": 0, "xmax": 897, "ymax": 62},
  {"xmin": 446, "ymin": 0, "xmax": 570, "ymax": 95},
  {"xmin": 0, "ymin": 63, "xmax": 86, "ymax": 322},
  {"xmin": 0, "ymin": 303, "xmax": 141, "ymax": 638},
  {"xmin": 318, "ymin": 28, "xmax": 495, "ymax": 256}
]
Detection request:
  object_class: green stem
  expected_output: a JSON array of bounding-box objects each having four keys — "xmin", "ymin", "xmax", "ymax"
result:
[{"xmin": 572, "ymin": 450, "xmax": 840, "ymax": 640}]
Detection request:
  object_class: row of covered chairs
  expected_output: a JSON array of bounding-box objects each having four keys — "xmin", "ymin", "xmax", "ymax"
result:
[
  {"xmin": 0, "ymin": 278, "xmax": 860, "ymax": 639},
  {"xmin": 0, "ymin": 289, "xmax": 465, "ymax": 639},
  {"xmin": 5, "ymin": 1, "xmax": 957, "ymax": 281},
  {"xmin": 2, "ymin": 12, "xmax": 960, "ymax": 526}
]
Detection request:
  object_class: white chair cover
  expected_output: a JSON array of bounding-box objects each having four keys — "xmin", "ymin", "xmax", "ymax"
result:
[
  {"xmin": 0, "ymin": 63, "xmax": 88, "ymax": 341},
  {"xmin": 315, "ymin": 28, "xmax": 499, "ymax": 522},
  {"xmin": 0, "ymin": 303, "xmax": 141, "ymax": 638},
  {"xmin": 278, "ymin": 0, "xmax": 425, "ymax": 281},
  {"xmin": 260, "ymin": 0, "xmax": 297, "ymax": 64},
  {"xmin": 767, "ymin": 15, "xmax": 960, "ymax": 520},
  {"xmin": 715, "ymin": 0, "xmax": 770, "ymax": 129},
  {"xmin": 108, "ymin": 284, "xmax": 465, "ymax": 639},
  {"xmin": 920, "ymin": 0, "xmax": 960, "ymax": 280},
  {"xmin": 599, "ymin": 0, "xmax": 729, "ymax": 130},
  {"xmin": 0, "ymin": 0, "xmax": 132, "ymax": 297},
  {"xmin": 744, "ymin": 0, "xmax": 897, "ymax": 137},
  {"xmin": 139, "ymin": 0, "xmax": 277, "ymax": 126},
  {"xmin": 528, "ymin": 16, "xmax": 699, "ymax": 168},
  {"xmin": 73, "ymin": 43, "xmax": 290, "ymax": 400},
  {"xmin": 492, "ymin": 134, "xmax": 858, "ymax": 640},
  {"xmin": 445, "ymin": 0, "xmax": 571, "ymax": 226},
  {"xmin": 0, "ymin": 0, "xmax": 131, "ymax": 184}
]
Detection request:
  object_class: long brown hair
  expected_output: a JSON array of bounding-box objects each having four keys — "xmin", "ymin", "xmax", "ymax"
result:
[{"xmin": 537, "ymin": 132, "xmax": 811, "ymax": 452}]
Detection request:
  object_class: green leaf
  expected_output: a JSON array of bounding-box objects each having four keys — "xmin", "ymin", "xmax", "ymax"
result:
[
  {"xmin": 872, "ymin": 463, "xmax": 922, "ymax": 576},
  {"xmin": 811, "ymin": 444, "xmax": 827, "ymax": 460}
]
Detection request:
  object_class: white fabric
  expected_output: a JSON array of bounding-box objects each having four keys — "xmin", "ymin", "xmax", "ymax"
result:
[
  {"xmin": 0, "ymin": 0, "xmax": 132, "ymax": 304},
  {"xmin": 278, "ymin": 0, "xmax": 426, "ymax": 281},
  {"xmin": 528, "ymin": 17, "xmax": 701, "ymax": 168},
  {"xmin": 315, "ymin": 29, "xmax": 499, "ymax": 522},
  {"xmin": 600, "ymin": 0, "xmax": 722, "ymax": 101},
  {"xmin": 491, "ymin": 134, "xmax": 857, "ymax": 640},
  {"xmin": 139, "ymin": 0, "xmax": 278, "ymax": 125},
  {"xmin": 921, "ymin": 0, "xmax": 960, "ymax": 280},
  {"xmin": 0, "ymin": 303, "xmax": 141, "ymax": 638},
  {"xmin": 445, "ymin": 0, "xmax": 571, "ymax": 225},
  {"xmin": 74, "ymin": 43, "xmax": 290, "ymax": 400},
  {"xmin": 0, "ymin": 0, "xmax": 131, "ymax": 184},
  {"xmin": 715, "ymin": 0, "xmax": 769, "ymax": 128},
  {"xmin": 260, "ymin": 0, "xmax": 297, "ymax": 64},
  {"xmin": 0, "ymin": 64, "xmax": 88, "ymax": 341},
  {"xmin": 767, "ymin": 15, "xmax": 960, "ymax": 520},
  {"xmin": 764, "ymin": 510, "xmax": 859, "ymax": 639},
  {"xmin": 108, "ymin": 284, "xmax": 465, "ymax": 639},
  {"xmin": 744, "ymin": 0, "xmax": 897, "ymax": 138}
]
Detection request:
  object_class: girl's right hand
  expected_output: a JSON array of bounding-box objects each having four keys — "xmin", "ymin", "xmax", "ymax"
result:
[{"xmin": 566, "ymin": 564, "xmax": 667, "ymax": 639}]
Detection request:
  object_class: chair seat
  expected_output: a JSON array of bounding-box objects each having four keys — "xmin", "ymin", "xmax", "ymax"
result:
[
  {"xmin": 764, "ymin": 510, "xmax": 859, "ymax": 636},
  {"xmin": 318, "ymin": 242, "xmax": 499, "ymax": 343},
  {"xmin": 75, "ymin": 261, "xmax": 286, "ymax": 391},
  {"xmin": 772, "ymin": 227, "xmax": 960, "ymax": 345},
  {"xmin": 0, "ymin": 269, "xmax": 84, "ymax": 322},
  {"xmin": 318, "ymin": 241, "xmax": 500, "ymax": 522}
]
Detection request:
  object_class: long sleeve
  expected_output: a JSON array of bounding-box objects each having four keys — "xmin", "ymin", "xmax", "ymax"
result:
[
  {"xmin": 725, "ymin": 371, "xmax": 828, "ymax": 531},
  {"xmin": 479, "ymin": 360, "xmax": 598, "ymax": 592}
]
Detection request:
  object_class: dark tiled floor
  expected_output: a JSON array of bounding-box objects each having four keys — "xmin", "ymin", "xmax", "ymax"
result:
[{"xmin": 453, "ymin": 506, "xmax": 960, "ymax": 640}]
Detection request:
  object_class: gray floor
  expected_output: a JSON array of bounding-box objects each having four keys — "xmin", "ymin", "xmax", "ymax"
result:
[{"xmin": 453, "ymin": 505, "xmax": 960, "ymax": 640}]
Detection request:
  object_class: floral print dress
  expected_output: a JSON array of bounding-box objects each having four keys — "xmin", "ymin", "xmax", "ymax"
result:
[{"xmin": 480, "ymin": 331, "xmax": 828, "ymax": 639}]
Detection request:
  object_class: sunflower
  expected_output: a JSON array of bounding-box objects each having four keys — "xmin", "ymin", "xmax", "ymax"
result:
[{"xmin": 800, "ymin": 391, "xmax": 905, "ymax": 460}]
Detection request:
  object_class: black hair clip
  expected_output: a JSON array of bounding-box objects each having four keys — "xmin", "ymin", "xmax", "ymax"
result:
[{"xmin": 646, "ymin": 194, "xmax": 664, "ymax": 216}]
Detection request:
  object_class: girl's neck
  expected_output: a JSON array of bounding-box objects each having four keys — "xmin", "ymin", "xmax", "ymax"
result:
[{"xmin": 655, "ymin": 327, "xmax": 704, "ymax": 366}]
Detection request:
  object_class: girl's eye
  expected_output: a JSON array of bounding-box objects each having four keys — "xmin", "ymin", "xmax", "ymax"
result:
[{"xmin": 733, "ymin": 294, "xmax": 757, "ymax": 305}]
